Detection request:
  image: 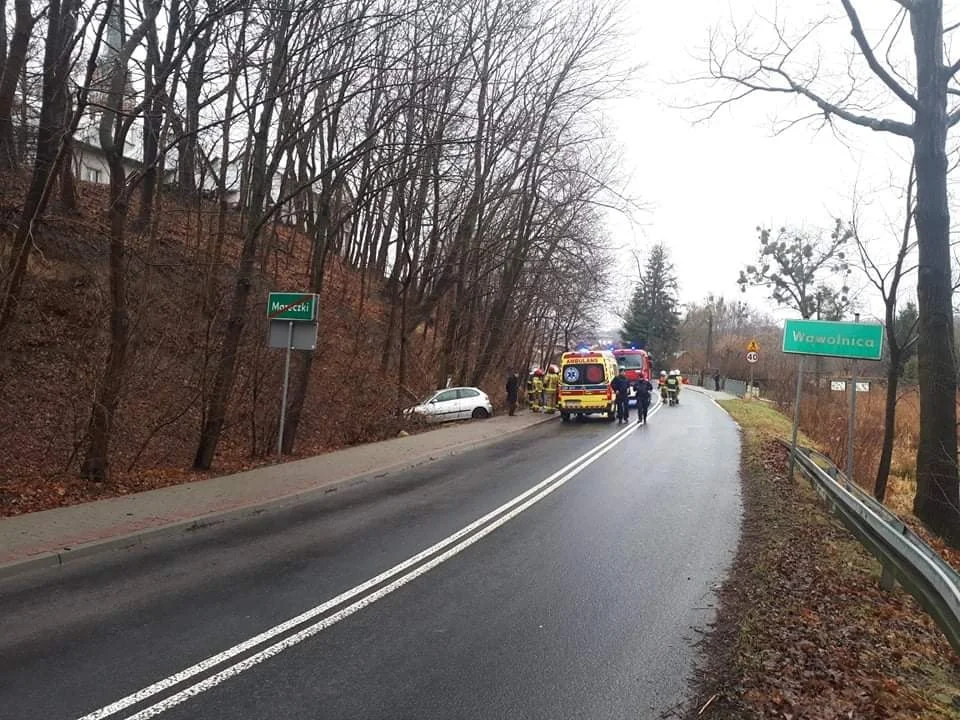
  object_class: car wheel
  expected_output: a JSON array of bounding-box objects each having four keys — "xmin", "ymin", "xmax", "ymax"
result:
[
  {"xmin": 471, "ymin": 407, "xmax": 489, "ymax": 419},
  {"xmin": 561, "ymin": 412, "xmax": 570, "ymax": 423}
]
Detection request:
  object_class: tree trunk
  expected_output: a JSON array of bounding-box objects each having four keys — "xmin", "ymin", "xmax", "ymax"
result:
[
  {"xmin": 0, "ymin": 0, "xmax": 77, "ymax": 341},
  {"xmin": 204, "ymin": 47, "xmax": 239, "ymax": 314},
  {"xmin": 177, "ymin": 22, "xmax": 209, "ymax": 194},
  {"xmin": 80, "ymin": 0, "xmax": 161, "ymax": 480},
  {"xmin": 0, "ymin": 0, "xmax": 33, "ymax": 169},
  {"xmin": 137, "ymin": 58, "xmax": 161, "ymax": 229},
  {"xmin": 875, "ymin": 362, "xmax": 900, "ymax": 502},
  {"xmin": 193, "ymin": 5, "xmax": 290, "ymax": 470},
  {"xmin": 281, "ymin": 191, "xmax": 332, "ymax": 455},
  {"xmin": 0, "ymin": 0, "xmax": 7, "ymax": 80},
  {"xmin": 910, "ymin": 3, "xmax": 960, "ymax": 543},
  {"xmin": 59, "ymin": 132, "xmax": 78, "ymax": 212},
  {"xmin": 80, "ymin": 155, "xmax": 131, "ymax": 480},
  {"xmin": 396, "ymin": 276, "xmax": 410, "ymax": 416}
]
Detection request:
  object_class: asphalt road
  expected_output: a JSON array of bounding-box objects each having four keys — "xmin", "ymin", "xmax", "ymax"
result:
[{"xmin": 0, "ymin": 390, "xmax": 741, "ymax": 720}]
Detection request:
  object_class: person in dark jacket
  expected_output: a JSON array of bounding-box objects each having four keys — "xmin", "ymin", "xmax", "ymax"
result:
[
  {"xmin": 611, "ymin": 369, "xmax": 630, "ymax": 423},
  {"xmin": 713, "ymin": 369, "xmax": 721, "ymax": 392},
  {"xmin": 506, "ymin": 372, "xmax": 519, "ymax": 416},
  {"xmin": 634, "ymin": 375, "xmax": 653, "ymax": 424}
]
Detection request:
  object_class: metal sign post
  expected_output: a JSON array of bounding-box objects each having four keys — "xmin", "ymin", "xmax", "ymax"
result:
[
  {"xmin": 267, "ymin": 292, "xmax": 319, "ymax": 457},
  {"xmin": 278, "ymin": 321, "xmax": 294, "ymax": 457},
  {"xmin": 746, "ymin": 339, "xmax": 759, "ymax": 398},
  {"xmin": 789, "ymin": 355, "xmax": 805, "ymax": 479},
  {"xmin": 782, "ymin": 316, "xmax": 881, "ymax": 483},
  {"xmin": 846, "ymin": 313, "xmax": 860, "ymax": 485}
]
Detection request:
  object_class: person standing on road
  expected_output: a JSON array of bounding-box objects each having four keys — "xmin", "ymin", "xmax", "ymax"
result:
[
  {"xmin": 634, "ymin": 375, "xmax": 653, "ymax": 424},
  {"xmin": 506, "ymin": 372, "xmax": 519, "ymax": 416},
  {"xmin": 612, "ymin": 369, "xmax": 630, "ymax": 424},
  {"xmin": 543, "ymin": 364, "xmax": 560, "ymax": 413},
  {"xmin": 713, "ymin": 369, "xmax": 721, "ymax": 392},
  {"xmin": 531, "ymin": 369, "xmax": 544, "ymax": 412}
]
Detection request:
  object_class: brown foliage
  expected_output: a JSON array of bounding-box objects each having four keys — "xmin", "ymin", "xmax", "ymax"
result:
[
  {"xmin": 0, "ymin": 177, "xmax": 451, "ymax": 516},
  {"xmin": 689, "ymin": 414, "xmax": 960, "ymax": 720}
]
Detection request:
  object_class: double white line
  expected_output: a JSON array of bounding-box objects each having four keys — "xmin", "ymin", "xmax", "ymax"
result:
[{"xmin": 79, "ymin": 407, "xmax": 659, "ymax": 720}]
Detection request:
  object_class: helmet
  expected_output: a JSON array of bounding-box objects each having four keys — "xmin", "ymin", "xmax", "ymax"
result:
[
  {"xmin": 534, "ymin": 368, "xmax": 544, "ymax": 377},
  {"xmin": 660, "ymin": 370, "xmax": 667, "ymax": 377},
  {"xmin": 548, "ymin": 364, "xmax": 559, "ymax": 374}
]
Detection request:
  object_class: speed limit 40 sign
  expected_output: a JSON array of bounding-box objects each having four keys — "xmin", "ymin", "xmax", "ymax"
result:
[{"xmin": 746, "ymin": 351, "xmax": 759, "ymax": 364}]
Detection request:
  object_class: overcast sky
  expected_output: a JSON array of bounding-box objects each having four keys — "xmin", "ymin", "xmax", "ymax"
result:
[{"xmin": 599, "ymin": 0, "xmax": 944, "ymax": 328}]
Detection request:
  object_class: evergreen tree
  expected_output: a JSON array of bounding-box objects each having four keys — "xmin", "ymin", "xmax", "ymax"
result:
[{"xmin": 621, "ymin": 243, "xmax": 680, "ymax": 365}]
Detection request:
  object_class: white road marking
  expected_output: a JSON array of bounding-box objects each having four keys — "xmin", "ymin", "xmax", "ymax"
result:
[
  {"xmin": 117, "ymin": 417, "xmax": 649, "ymax": 719},
  {"xmin": 78, "ymin": 410, "xmax": 658, "ymax": 720}
]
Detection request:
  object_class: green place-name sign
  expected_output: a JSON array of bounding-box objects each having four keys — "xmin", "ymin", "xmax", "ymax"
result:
[
  {"xmin": 267, "ymin": 292, "xmax": 317, "ymax": 321},
  {"xmin": 782, "ymin": 319, "xmax": 884, "ymax": 361}
]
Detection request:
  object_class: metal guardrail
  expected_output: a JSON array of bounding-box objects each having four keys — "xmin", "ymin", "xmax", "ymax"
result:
[{"xmin": 782, "ymin": 440, "xmax": 960, "ymax": 655}]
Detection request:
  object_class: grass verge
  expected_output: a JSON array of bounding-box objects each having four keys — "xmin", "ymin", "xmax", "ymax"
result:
[{"xmin": 686, "ymin": 399, "xmax": 960, "ymax": 719}]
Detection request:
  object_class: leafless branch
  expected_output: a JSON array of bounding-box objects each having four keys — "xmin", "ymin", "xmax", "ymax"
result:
[
  {"xmin": 839, "ymin": 0, "xmax": 917, "ymax": 109},
  {"xmin": 704, "ymin": 27, "xmax": 914, "ymax": 137}
]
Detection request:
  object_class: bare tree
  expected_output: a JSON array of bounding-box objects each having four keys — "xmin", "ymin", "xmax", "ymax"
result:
[
  {"xmin": 0, "ymin": 0, "xmax": 88, "ymax": 342},
  {"xmin": 853, "ymin": 165, "xmax": 919, "ymax": 502},
  {"xmin": 0, "ymin": 0, "xmax": 40, "ymax": 169},
  {"xmin": 81, "ymin": 0, "xmax": 164, "ymax": 481},
  {"xmin": 738, "ymin": 222, "xmax": 851, "ymax": 320},
  {"xmin": 193, "ymin": 0, "xmax": 302, "ymax": 470},
  {"xmin": 705, "ymin": 0, "xmax": 960, "ymax": 542}
]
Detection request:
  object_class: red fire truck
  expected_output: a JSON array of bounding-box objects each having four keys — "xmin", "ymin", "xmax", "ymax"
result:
[{"xmin": 613, "ymin": 347, "xmax": 652, "ymax": 406}]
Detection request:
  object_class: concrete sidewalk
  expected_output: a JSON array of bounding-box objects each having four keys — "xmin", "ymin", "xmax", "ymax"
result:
[{"xmin": 0, "ymin": 411, "xmax": 555, "ymax": 578}]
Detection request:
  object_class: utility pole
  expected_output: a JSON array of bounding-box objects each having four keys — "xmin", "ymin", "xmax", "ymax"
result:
[
  {"xmin": 704, "ymin": 312, "xmax": 713, "ymax": 386},
  {"xmin": 706, "ymin": 312, "xmax": 713, "ymax": 367}
]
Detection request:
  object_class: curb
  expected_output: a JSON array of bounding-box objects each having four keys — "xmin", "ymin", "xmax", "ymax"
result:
[{"xmin": 0, "ymin": 414, "xmax": 557, "ymax": 583}]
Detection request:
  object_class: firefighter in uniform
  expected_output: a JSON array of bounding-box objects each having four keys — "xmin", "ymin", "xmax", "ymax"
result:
[
  {"xmin": 531, "ymin": 368, "xmax": 544, "ymax": 412},
  {"xmin": 543, "ymin": 364, "xmax": 560, "ymax": 413}
]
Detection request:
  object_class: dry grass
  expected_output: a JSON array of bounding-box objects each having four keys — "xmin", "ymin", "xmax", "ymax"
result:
[
  {"xmin": 725, "ymin": 396, "xmax": 960, "ymax": 572},
  {"xmin": 691, "ymin": 399, "xmax": 960, "ymax": 720},
  {"xmin": 789, "ymin": 386, "xmax": 920, "ymax": 515}
]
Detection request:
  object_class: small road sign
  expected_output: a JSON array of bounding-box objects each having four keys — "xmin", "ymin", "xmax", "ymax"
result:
[
  {"xmin": 267, "ymin": 292, "xmax": 317, "ymax": 322},
  {"xmin": 746, "ymin": 339, "xmax": 759, "ymax": 354},
  {"xmin": 268, "ymin": 320, "xmax": 318, "ymax": 350},
  {"xmin": 746, "ymin": 351, "xmax": 759, "ymax": 364},
  {"xmin": 831, "ymin": 380, "xmax": 869, "ymax": 393},
  {"xmin": 782, "ymin": 319, "xmax": 883, "ymax": 361}
]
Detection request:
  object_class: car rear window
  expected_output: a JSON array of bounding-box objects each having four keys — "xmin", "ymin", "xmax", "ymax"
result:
[
  {"xmin": 561, "ymin": 364, "xmax": 605, "ymax": 385},
  {"xmin": 457, "ymin": 389, "xmax": 479, "ymax": 399}
]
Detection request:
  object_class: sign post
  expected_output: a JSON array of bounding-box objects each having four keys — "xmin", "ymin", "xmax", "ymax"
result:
[
  {"xmin": 278, "ymin": 321, "xmax": 294, "ymax": 457},
  {"xmin": 846, "ymin": 313, "xmax": 860, "ymax": 485},
  {"xmin": 789, "ymin": 356, "xmax": 804, "ymax": 479},
  {"xmin": 782, "ymin": 317, "xmax": 883, "ymax": 482},
  {"xmin": 746, "ymin": 339, "xmax": 759, "ymax": 397},
  {"xmin": 267, "ymin": 292, "xmax": 319, "ymax": 457}
]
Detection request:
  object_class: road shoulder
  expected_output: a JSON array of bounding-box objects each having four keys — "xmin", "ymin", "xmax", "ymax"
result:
[{"xmin": 687, "ymin": 399, "xmax": 960, "ymax": 719}]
